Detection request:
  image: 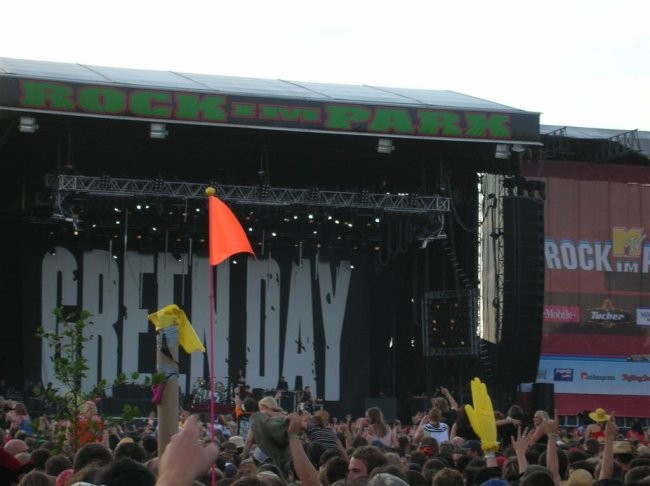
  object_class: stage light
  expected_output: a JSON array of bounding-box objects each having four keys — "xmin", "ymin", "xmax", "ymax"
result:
[
  {"xmin": 495, "ymin": 143, "xmax": 511, "ymax": 159},
  {"xmin": 377, "ymin": 138, "xmax": 394, "ymax": 154},
  {"xmin": 19, "ymin": 116, "xmax": 38, "ymax": 133},
  {"xmin": 99, "ymin": 175, "xmax": 111, "ymax": 190},
  {"xmin": 258, "ymin": 184, "xmax": 271, "ymax": 199},
  {"xmin": 150, "ymin": 122, "xmax": 168, "ymax": 139},
  {"xmin": 511, "ymin": 144, "xmax": 526, "ymax": 153}
]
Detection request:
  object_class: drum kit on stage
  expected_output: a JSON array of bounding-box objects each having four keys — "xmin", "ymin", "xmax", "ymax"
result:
[{"xmin": 190, "ymin": 377, "xmax": 234, "ymax": 407}]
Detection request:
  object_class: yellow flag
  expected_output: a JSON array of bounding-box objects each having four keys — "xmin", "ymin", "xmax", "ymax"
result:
[{"xmin": 148, "ymin": 304, "xmax": 205, "ymax": 354}]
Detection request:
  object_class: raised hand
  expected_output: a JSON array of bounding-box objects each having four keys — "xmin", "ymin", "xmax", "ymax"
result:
[{"xmin": 511, "ymin": 425, "xmax": 532, "ymax": 455}]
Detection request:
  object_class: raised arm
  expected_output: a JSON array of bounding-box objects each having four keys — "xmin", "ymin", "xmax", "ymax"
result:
[
  {"xmin": 598, "ymin": 412, "xmax": 618, "ymax": 481},
  {"xmin": 156, "ymin": 414, "xmax": 218, "ymax": 486},
  {"xmin": 440, "ymin": 387, "xmax": 460, "ymax": 410},
  {"xmin": 511, "ymin": 426, "xmax": 530, "ymax": 477},
  {"xmin": 544, "ymin": 412, "xmax": 561, "ymax": 486},
  {"xmin": 286, "ymin": 412, "xmax": 319, "ymax": 486}
]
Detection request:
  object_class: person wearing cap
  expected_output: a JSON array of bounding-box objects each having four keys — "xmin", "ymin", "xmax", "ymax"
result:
[
  {"xmin": 228, "ymin": 435, "xmax": 246, "ymax": 453},
  {"xmin": 612, "ymin": 440, "xmax": 637, "ymax": 473},
  {"xmin": 460, "ymin": 439, "xmax": 483, "ymax": 459},
  {"xmin": 585, "ymin": 408, "xmax": 610, "ymax": 442}
]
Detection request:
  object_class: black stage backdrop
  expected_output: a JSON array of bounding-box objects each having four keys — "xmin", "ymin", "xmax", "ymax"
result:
[{"xmin": 19, "ymin": 235, "xmax": 421, "ymax": 419}]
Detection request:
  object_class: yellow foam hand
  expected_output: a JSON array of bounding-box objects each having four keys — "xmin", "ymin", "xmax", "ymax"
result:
[
  {"xmin": 148, "ymin": 304, "xmax": 206, "ymax": 354},
  {"xmin": 464, "ymin": 377, "xmax": 499, "ymax": 453}
]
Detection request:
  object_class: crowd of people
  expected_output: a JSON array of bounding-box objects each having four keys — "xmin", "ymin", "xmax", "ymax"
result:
[{"xmin": 1, "ymin": 384, "xmax": 649, "ymax": 486}]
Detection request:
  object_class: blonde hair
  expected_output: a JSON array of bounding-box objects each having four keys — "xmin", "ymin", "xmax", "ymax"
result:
[
  {"xmin": 534, "ymin": 410, "xmax": 550, "ymax": 420},
  {"xmin": 312, "ymin": 410, "xmax": 330, "ymax": 426},
  {"xmin": 258, "ymin": 396, "xmax": 281, "ymax": 412}
]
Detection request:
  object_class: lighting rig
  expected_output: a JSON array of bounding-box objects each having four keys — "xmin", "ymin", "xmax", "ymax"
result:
[{"xmin": 42, "ymin": 174, "xmax": 452, "ymax": 256}]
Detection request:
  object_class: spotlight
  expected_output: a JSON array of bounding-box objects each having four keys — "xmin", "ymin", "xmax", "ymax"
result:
[
  {"xmin": 495, "ymin": 143, "xmax": 511, "ymax": 159},
  {"xmin": 258, "ymin": 184, "xmax": 271, "ymax": 199},
  {"xmin": 359, "ymin": 190, "xmax": 370, "ymax": 204},
  {"xmin": 377, "ymin": 138, "xmax": 394, "ymax": 154},
  {"xmin": 150, "ymin": 122, "xmax": 168, "ymax": 139},
  {"xmin": 19, "ymin": 116, "xmax": 38, "ymax": 133},
  {"xmin": 511, "ymin": 144, "xmax": 526, "ymax": 153}
]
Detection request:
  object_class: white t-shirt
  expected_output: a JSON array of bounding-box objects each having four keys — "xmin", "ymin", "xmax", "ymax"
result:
[{"xmin": 422, "ymin": 421, "xmax": 449, "ymax": 444}]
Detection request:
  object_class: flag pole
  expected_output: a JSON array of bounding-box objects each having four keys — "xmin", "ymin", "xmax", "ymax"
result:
[{"xmin": 205, "ymin": 186, "xmax": 255, "ymax": 485}]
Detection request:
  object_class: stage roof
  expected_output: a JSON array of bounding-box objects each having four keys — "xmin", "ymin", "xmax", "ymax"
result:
[
  {"xmin": 0, "ymin": 57, "xmax": 541, "ymax": 145},
  {"xmin": 542, "ymin": 124, "xmax": 650, "ymax": 160}
]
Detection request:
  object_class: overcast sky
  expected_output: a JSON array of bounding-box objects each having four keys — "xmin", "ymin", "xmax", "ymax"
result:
[{"xmin": 2, "ymin": 0, "xmax": 648, "ymax": 131}]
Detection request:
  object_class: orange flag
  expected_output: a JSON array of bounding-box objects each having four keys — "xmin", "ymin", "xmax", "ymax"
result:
[{"xmin": 206, "ymin": 187, "xmax": 255, "ymax": 266}]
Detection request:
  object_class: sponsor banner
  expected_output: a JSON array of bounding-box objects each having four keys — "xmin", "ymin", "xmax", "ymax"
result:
[
  {"xmin": 537, "ymin": 357, "xmax": 650, "ymax": 396},
  {"xmin": 638, "ymin": 308, "xmax": 650, "ymax": 325},
  {"xmin": 542, "ymin": 178, "xmax": 650, "ymax": 295},
  {"xmin": 544, "ymin": 305, "xmax": 580, "ymax": 323}
]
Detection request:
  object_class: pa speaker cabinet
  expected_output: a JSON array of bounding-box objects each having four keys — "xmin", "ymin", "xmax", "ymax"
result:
[{"xmin": 498, "ymin": 196, "xmax": 545, "ymax": 383}]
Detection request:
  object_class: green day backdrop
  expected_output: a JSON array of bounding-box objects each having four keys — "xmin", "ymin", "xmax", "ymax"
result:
[
  {"xmin": 22, "ymin": 241, "xmax": 386, "ymax": 415},
  {"xmin": 524, "ymin": 162, "xmax": 650, "ymax": 417}
]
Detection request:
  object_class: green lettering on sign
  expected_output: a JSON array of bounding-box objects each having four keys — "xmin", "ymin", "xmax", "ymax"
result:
[
  {"xmin": 131, "ymin": 92, "xmax": 172, "ymax": 118},
  {"xmin": 19, "ymin": 80, "xmax": 75, "ymax": 110},
  {"xmin": 260, "ymin": 105, "xmax": 321, "ymax": 122},
  {"xmin": 368, "ymin": 108, "xmax": 414, "ymax": 133},
  {"xmin": 231, "ymin": 102, "xmax": 256, "ymax": 118},
  {"xmin": 464, "ymin": 113, "xmax": 511, "ymax": 139},
  {"xmin": 175, "ymin": 94, "xmax": 227, "ymax": 121},
  {"xmin": 78, "ymin": 87, "xmax": 126, "ymax": 114},
  {"xmin": 325, "ymin": 105, "xmax": 371, "ymax": 130},
  {"xmin": 418, "ymin": 111, "xmax": 462, "ymax": 137}
]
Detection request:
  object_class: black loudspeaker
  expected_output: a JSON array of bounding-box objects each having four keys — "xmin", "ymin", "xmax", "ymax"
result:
[
  {"xmin": 294, "ymin": 376, "xmax": 303, "ymax": 391},
  {"xmin": 364, "ymin": 398, "xmax": 397, "ymax": 422},
  {"xmin": 252, "ymin": 388, "xmax": 265, "ymax": 401},
  {"xmin": 279, "ymin": 391, "xmax": 297, "ymax": 413},
  {"xmin": 532, "ymin": 383, "xmax": 554, "ymax": 416},
  {"xmin": 498, "ymin": 196, "xmax": 545, "ymax": 384}
]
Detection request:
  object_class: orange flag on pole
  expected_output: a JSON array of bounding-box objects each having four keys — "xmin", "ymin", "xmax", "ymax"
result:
[{"xmin": 206, "ymin": 187, "xmax": 255, "ymax": 266}]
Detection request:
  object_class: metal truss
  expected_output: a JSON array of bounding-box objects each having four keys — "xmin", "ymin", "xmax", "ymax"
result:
[
  {"xmin": 45, "ymin": 174, "xmax": 451, "ymax": 214},
  {"xmin": 542, "ymin": 126, "xmax": 573, "ymax": 159},
  {"xmin": 598, "ymin": 129, "xmax": 641, "ymax": 161}
]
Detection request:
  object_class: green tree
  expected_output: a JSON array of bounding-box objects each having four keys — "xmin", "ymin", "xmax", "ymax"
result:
[{"xmin": 36, "ymin": 307, "xmax": 156, "ymax": 452}]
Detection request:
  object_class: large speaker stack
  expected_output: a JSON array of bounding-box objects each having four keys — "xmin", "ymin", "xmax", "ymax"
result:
[
  {"xmin": 498, "ymin": 195, "xmax": 545, "ymax": 384},
  {"xmin": 532, "ymin": 383, "xmax": 555, "ymax": 416}
]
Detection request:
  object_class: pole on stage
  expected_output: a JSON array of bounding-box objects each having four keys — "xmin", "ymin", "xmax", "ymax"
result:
[{"xmin": 149, "ymin": 304, "xmax": 206, "ymax": 455}]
